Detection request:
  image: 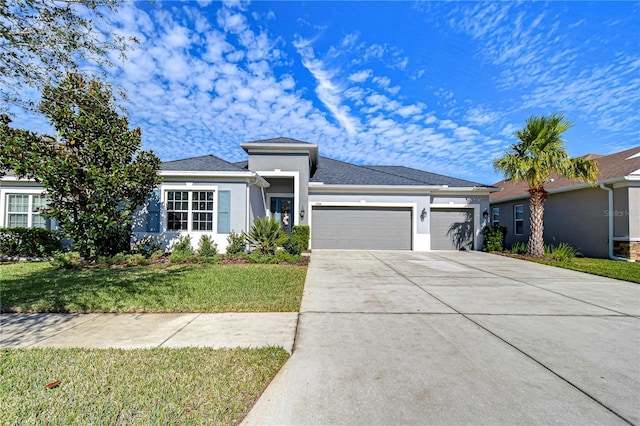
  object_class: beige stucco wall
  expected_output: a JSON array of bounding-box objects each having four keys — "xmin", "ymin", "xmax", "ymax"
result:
[{"xmin": 492, "ymin": 187, "xmax": 609, "ymax": 258}]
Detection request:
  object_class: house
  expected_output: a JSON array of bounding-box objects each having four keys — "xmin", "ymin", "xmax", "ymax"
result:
[
  {"xmin": 1, "ymin": 137, "xmax": 498, "ymax": 252},
  {"xmin": 490, "ymin": 146, "xmax": 640, "ymax": 261}
]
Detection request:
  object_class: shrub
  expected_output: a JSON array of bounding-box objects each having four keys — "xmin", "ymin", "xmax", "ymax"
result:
[
  {"xmin": 51, "ymin": 251, "xmax": 83, "ymax": 269},
  {"xmin": 131, "ymin": 235, "xmax": 162, "ymax": 257},
  {"xmin": 0, "ymin": 227, "xmax": 62, "ymax": 257},
  {"xmin": 198, "ymin": 235, "xmax": 218, "ymax": 257},
  {"xmin": 126, "ymin": 253, "xmax": 150, "ymax": 266},
  {"xmin": 509, "ymin": 241, "xmax": 527, "ymax": 254},
  {"xmin": 244, "ymin": 217, "xmax": 286, "ymax": 255},
  {"xmin": 292, "ymin": 225, "xmax": 310, "ymax": 251},
  {"xmin": 169, "ymin": 251, "xmax": 197, "ymax": 264},
  {"xmin": 546, "ymin": 242, "xmax": 580, "ymax": 261},
  {"xmin": 282, "ymin": 235, "xmax": 303, "ymax": 255},
  {"xmin": 171, "ymin": 235, "xmax": 193, "ymax": 254},
  {"xmin": 481, "ymin": 225, "xmax": 507, "ymax": 252},
  {"xmin": 274, "ymin": 249, "xmax": 300, "ymax": 264},
  {"xmin": 150, "ymin": 249, "xmax": 166, "ymax": 261},
  {"xmin": 226, "ymin": 231, "xmax": 246, "ymax": 255}
]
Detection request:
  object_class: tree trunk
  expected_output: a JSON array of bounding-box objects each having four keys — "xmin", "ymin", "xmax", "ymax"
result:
[{"xmin": 528, "ymin": 187, "xmax": 547, "ymax": 257}]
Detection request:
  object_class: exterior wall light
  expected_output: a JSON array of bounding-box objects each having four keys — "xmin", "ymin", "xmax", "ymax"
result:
[
  {"xmin": 483, "ymin": 209, "xmax": 489, "ymax": 220},
  {"xmin": 420, "ymin": 208, "xmax": 427, "ymax": 222},
  {"xmin": 300, "ymin": 207, "xmax": 305, "ymax": 219}
]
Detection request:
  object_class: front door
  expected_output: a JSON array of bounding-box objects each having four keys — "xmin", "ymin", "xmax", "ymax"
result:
[{"xmin": 271, "ymin": 197, "xmax": 294, "ymax": 234}]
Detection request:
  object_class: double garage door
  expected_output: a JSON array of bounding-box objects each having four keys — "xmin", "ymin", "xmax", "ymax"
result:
[
  {"xmin": 312, "ymin": 206, "xmax": 412, "ymax": 250},
  {"xmin": 311, "ymin": 206, "xmax": 475, "ymax": 250}
]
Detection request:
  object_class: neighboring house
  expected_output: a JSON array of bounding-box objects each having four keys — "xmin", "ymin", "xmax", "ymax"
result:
[
  {"xmin": 490, "ymin": 146, "xmax": 640, "ymax": 261},
  {"xmin": 1, "ymin": 137, "xmax": 498, "ymax": 252}
]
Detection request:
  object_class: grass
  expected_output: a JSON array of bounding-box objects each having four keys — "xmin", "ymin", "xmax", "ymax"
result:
[
  {"xmin": 0, "ymin": 347, "xmax": 288, "ymax": 425},
  {"xmin": 0, "ymin": 262, "xmax": 307, "ymax": 313},
  {"xmin": 529, "ymin": 257, "xmax": 640, "ymax": 283}
]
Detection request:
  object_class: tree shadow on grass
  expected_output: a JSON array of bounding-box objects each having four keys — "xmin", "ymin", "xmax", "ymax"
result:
[{"xmin": 0, "ymin": 263, "xmax": 193, "ymax": 314}]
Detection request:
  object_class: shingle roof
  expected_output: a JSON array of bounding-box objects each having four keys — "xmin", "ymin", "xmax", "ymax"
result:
[
  {"xmin": 490, "ymin": 145, "xmax": 640, "ymax": 202},
  {"xmin": 310, "ymin": 156, "xmax": 492, "ymax": 187},
  {"xmin": 162, "ymin": 155, "xmax": 247, "ymax": 172}
]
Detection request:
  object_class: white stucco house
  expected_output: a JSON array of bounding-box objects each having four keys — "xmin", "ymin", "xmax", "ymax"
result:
[{"xmin": 1, "ymin": 137, "xmax": 498, "ymax": 252}]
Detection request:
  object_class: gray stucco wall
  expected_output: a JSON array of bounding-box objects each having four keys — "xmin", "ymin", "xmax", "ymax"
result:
[
  {"xmin": 492, "ymin": 188, "xmax": 609, "ymax": 258},
  {"xmin": 248, "ymin": 153, "xmax": 311, "ymax": 226}
]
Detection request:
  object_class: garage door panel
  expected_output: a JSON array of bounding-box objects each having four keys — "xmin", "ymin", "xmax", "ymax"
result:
[
  {"xmin": 430, "ymin": 208, "xmax": 474, "ymax": 250},
  {"xmin": 312, "ymin": 207, "xmax": 412, "ymax": 250}
]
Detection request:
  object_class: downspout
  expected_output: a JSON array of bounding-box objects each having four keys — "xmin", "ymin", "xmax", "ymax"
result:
[{"xmin": 599, "ymin": 183, "xmax": 633, "ymax": 262}]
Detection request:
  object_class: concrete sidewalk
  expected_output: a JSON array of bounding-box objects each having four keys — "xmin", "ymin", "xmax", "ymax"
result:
[
  {"xmin": 0, "ymin": 312, "xmax": 298, "ymax": 352},
  {"xmin": 242, "ymin": 250, "xmax": 640, "ymax": 425}
]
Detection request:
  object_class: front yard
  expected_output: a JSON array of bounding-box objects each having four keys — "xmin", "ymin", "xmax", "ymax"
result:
[
  {"xmin": 0, "ymin": 262, "xmax": 307, "ymax": 313},
  {"xmin": 528, "ymin": 257, "xmax": 640, "ymax": 283},
  {"xmin": 1, "ymin": 346, "xmax": 288, "ymax": 425},
  {"xmin": 0, "ymin": 261, "xmax": 307, "ymax": 424}
]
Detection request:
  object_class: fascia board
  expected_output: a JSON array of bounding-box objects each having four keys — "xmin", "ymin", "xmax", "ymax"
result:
[
  {"xmin": 308, "ymin": 184, "xmax": 495, "ymax": 194},
  {"xmin": 159, "ymin": 171, "xmax": 270, "ymax": 187}
]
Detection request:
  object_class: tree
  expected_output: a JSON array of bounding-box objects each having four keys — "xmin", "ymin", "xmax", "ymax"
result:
[
  {"xmin": 0, "ymin": 74, "xmax": 161, "ymax": 259},
  {"xmin": 493, "ymin": 114, "xmax": 599, "ymax": 257},
  {"xmin": 0, "ymin": 0, "xmax": 133, "ymax": 111}
]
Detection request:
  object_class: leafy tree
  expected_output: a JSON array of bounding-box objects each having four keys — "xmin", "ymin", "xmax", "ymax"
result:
[
  {"xmin": 0, "ymin": 74, "xmax": 161, "ymax": 259},
  {"xmin": 493, "ymin": 114, "xmax": 598, "ymax": 257},
  {"xmin": 0, "ymin": 0, "xmax": 133, "ymax": 110}
]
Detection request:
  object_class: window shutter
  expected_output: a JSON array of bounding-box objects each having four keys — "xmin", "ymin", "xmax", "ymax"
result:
[
  {"xmin": 146, "ymin": 189, "xmax": 161, "ymax": 232},
  {"xmin": 217, "ymin": 190, "xmax": 231, "ymax": 234}
]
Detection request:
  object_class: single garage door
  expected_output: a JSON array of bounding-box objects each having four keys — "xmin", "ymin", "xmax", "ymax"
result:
[
  {"xmin": 312, "ymin": 206, "xmax": 412, "ymax": 250},
  {"xmin": 430, "ymin": 208, "xmax": 474, "ymax": 250}
]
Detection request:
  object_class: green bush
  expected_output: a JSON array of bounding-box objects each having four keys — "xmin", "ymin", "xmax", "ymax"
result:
[
  {"xmin": 171, "ymin": 235, "xmax": 193, "ymax": 254},
  {"xmin": 274, "ymin": 249, "xmax": 300, "ymax": 264},
  {"xmin": 226, "ymin": 231, "xmax": 246, "ymax": 255},
  {"xmin": 244, "ymin": 217, "xmax": 286, "ymax": 255},
  {"xmin": 198, "ymin": 235, "xmax": 218, "ymax": 257},
  {"xmin": 51, "ymin": 251, "xmax": 83, "ymax": 269},
  {"xmin": 131, "ymin": 235, "xmax": 162, "ymax": 256},
  {"xmin": 481, "ymin": 225, "xmax": 507, "ymax": 252},
  {"xmin": 509, "ymin": 241, "xmax": 527, "ymax": 254},
  {"xmin": 545, "ymin": 242, "xmax": 580, "ymax": 261},
  {"xmin": 0, "ymin": 227, "xmax": 62, "ymax": 257},
  {"xmin": 150, "ymin": 250, "xmax": 166, "ymax": 261},
  {"xmin": 292, "ymin": 225, "xmax": 310, "ymax": 251},
  {"xmin": 126, "ymin": 253, "xmax": 150, "ymax": 266}
]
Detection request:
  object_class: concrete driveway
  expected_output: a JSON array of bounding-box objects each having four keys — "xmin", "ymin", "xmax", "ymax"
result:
[{"xmin": 243, "ymin": 250, "xmax": 640, "ymax": 425}]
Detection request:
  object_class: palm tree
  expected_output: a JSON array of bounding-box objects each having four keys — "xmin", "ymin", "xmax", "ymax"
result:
[{"xmin": 494, "ymin": 114, "xmax": 599, "ymax": 257}]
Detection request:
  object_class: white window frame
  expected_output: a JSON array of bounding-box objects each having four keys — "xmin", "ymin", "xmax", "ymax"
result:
[
  {"xmin": 4, "ymin": 193, "xmax": 49, "ymax": 229},
  {"xmin": 162, "ymin": 185, "xmax": 219, "ymax": 233},
  {"xmin": 514, "ymin": 204, "xmax": 524, "ymax": 235},
  {"xmin": 492, "ymin": 207, "xmax": 500, "ymax": 226}
]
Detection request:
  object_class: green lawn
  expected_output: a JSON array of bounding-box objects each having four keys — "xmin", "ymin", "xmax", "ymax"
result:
[
  {"xmin": 0, "ymin": 347, "xmax": 288, "ymax": 425},
  {"xmin": 0, "ymin": 262, "xmax": 307, "ymax": 313},
  {"xmin": 530, "ymin": 257, "xmax": 640, "ymax": 283}
]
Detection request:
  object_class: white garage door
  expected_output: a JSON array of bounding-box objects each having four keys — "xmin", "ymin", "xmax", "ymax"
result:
[
  {"xmin": 430, "ymin": 208, "xmax": 474, "ymax": 250},
  {"xmin": 312, "ymin": 206, "xmax": 412, "ymax": 250}
]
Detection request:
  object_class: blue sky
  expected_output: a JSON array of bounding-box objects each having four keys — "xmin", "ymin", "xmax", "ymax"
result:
[{"xmin": 9, "ymin": 0, "xmax": 640, "ymax": 185}]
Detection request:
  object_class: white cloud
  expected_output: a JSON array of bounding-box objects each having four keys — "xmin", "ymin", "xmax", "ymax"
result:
[{"xmin": 348, "ymin": 69, "xmax": 372, "ymax": 83}]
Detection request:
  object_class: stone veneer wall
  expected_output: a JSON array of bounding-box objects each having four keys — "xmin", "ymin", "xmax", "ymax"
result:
[{"xmin": 613, "ymin": 240, "xmax": 640, "ymax": 261}]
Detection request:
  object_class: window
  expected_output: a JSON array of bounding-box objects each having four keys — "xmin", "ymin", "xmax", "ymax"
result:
[
  {"xmin": 514, "ymin": 204, "xmax": 524, "ymax": 235},
  {"xmin": 6, "ymin": 194, "xmax": 49, "ymax": 229},
  {"xmin": 166, "ymin": 190, "xmax": 215, "ymax": 231},
  {"xmin": 145, "ymin": 189, "xmax": 161, "ymax": 233},
  {"xmin": 492, "ymin": 207, "xmax": 500, "ymax": 226}
]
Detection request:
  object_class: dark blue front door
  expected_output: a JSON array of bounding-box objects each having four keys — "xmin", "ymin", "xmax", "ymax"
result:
[{"xmin": 271, "ymin": 197, "xmax": 293, "ymax": 234}]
